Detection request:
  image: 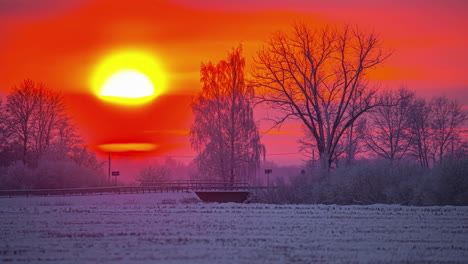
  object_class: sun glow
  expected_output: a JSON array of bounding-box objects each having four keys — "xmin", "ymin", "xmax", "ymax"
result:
[{"xmin": 91, "ymin": 50, "xmax": 166, "ymax": 105}]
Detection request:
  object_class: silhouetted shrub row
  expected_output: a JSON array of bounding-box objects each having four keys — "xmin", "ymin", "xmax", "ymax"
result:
[
  {"xmin": 0, "ymin": 159, "xmax": 106, "ymax": 189},
  {"xmin": 261, "ymin": 158, "xmax": 468, "ymax": 206}
]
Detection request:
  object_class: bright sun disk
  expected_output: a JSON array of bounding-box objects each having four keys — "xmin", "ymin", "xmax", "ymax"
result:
[
  {"xmin": 100, "ymin": 69, "xmax": 154, "ymax": 98},
  {"xmin": 90, "ymin": 49, "xmax": 166, "ymax": 106}
]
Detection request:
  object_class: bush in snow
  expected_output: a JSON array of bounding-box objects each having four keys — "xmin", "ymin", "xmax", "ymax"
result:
[
  {"xmin": 136, "ymin": 165, "xmax": 171, "ymax": 184},
  {"xmin": 0, "ymin": 158, "xmax": 106, "ymax": 189},
  {"xmin": 0, "ymin": 161, "xmax": 35, "ymax": 189},
  {"xmin": 429, "ymin": 158, "xmax": 468, "ymax": 206},
  {"xmin": 261, "ymin": 158, "xmax": 467, "ymax": 206},
  {"xmin": 34, "ymin": 158, "xmax": 105, "ymax": 189}
]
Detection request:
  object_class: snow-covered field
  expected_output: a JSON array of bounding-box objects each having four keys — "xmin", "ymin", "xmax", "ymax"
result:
[{"xmin": 1, "ymin": 192, "xmax": 467, "ymax": 264}]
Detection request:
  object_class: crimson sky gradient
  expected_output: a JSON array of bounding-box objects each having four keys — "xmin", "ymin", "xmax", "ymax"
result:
[{"xmin": 0, "ymin": 0, "xmax": 467, "ymax": 167}]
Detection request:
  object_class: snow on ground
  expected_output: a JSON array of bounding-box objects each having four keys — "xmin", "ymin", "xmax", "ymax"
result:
[{"xmin": 1, "ymin": 192, "xmax": 467, "ymax": 264}]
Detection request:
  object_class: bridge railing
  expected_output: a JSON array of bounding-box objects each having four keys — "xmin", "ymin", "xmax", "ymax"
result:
[
  {"xmin": 0, "ymin": 181, "xmax": 274, "ymax": 197},
  {"xmin": 139, "ymin": 180, "xmax": 250, "ymax": 189}
]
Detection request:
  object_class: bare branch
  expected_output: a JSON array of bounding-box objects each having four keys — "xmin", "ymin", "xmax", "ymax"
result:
[{"xmin": 252, "ymin": 24, "xmax": 390, "ymax": 170}]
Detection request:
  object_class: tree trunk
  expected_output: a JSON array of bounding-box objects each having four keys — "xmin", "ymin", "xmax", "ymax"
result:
[
  {"xmin": 23, "ymin": 134, "xmax": 28, "ymax": 164},
  {"xmin": 319, "ymin": 151, "xmax": 331, "ymax": 172}
]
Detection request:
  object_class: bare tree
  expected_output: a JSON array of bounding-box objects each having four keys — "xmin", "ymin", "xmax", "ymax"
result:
[
  {"xmin": 0, "ymin": 99, "xmax": 15, "ymax": 166},
  {"xmin": 51, "ymin": 117, "xmax": 80, "ymax": 158},
  {"xmin": 299, "ymin": 117, "xmax": 366, "ymax": 168},
  {"xmin": 191, "ymin": 46, "xmax": 265, "ymax": 184},
  {"xmin": 68, "ymin": 144, "xmax": 104, "ymax": 173},
  {"xmin": 0, "ymin": 99, "xmax": 8, "ymax": 149},
  {"xmin": 430, "ymin": 96, "xmax": 467, "ymax": 163},
  {"xmin": 338, "ymin": 117, "xmax": 367, "ymax": 166},
  {"xmin": 364, "ymin": 88, "xmax": 414, "ymax": 164},
  {"xmin": 6, "ymin": 79, "xmax": 71, "ymax": 165},
  {"xmin": 136, "ymin": 165, "xmax": 171, "ymax": 184},
  {"xmin": 252, "ymin": 23, "xmax": 390, "ymax": 170},
  {"xmin": 408, "ymin": 98, "xmax": 433, "ymax": 168},
  {"xmin": 1, "ymin": 80, "xmax": 105, "ymax": 188},
  {"xmin": 31, "ymin": 87, "xmax": 68, "ymax": 158},
  {"xmin": 6, "ymin": 80, "xmax": 41, "ymax": 163}
]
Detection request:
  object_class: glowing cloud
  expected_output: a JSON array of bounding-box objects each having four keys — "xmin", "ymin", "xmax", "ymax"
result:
[{"xmin": 98, "ymin": 143, "xmax": 158, "ymax": 152}]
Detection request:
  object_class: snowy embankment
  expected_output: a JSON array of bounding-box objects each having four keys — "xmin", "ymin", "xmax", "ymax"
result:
[{"xmin": 1, "ymin": 192, "xmax": 467, "ymax": 264}]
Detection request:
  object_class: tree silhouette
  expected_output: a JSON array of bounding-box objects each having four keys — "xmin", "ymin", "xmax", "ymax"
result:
[
  {"xmin": 408, "ymin": 98, "xmax": 433, "ymax": 168},
  {"xmin": 191, "ymin": 46, "xmax": 265, "ymax": 184},
  {"xmin": 137, "ymin": 165, "xmax": 171, "ymax": 183},
  {"xmin": 364, "ymin": 88, "xmax": 414, "ymax": 164},
  {"xmin": 252, "ymin": 24, "xmax": 390, "ymax": 171},
  {"xmin": 0, "ymin": 99, "xmax": 15, "ymax": 166},
  {"xmin": 299, "ymin": 117, "xmax": 366, "ymax": 168},
  {"xmin": 0, "ymin": 80, "xmax": 106, "ymax": 188},
  {"xmin": 430, "ymin": 96, "xmax": 467, "ymax": 163},
  {"xmin": 6, "ymin": 79, "xmax": 74, "ymax": 165}
]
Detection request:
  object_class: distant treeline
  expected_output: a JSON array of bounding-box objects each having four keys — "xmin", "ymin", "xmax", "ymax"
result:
[
  {"xmin": 262, "ymin": 88, "xmax": 468, "ymax": 206},
  {"xmin": 300, "ymin": 87, "xmax": 467, "ymax": 169},
  {"xmin": 0, "ymin": 79, "xmax": 106, "ymax": 189}
]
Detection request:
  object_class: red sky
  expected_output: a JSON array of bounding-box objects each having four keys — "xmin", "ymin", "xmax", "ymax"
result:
[{"xmin": 1, "ymin": 0, "xmax": 467, "ymax": 172}]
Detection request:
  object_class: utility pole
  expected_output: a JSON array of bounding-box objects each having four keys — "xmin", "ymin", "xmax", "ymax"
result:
[{"xmin": 108, "ymin": 152, "xmax": 111, "ymax": 181}]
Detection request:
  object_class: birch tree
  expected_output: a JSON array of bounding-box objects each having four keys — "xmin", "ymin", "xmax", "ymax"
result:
[
  {"xmin": 252, "ymin": 23, "xmax": 389, "ymax": 170},
  {"xmin": 191, "ymin": 46, "xmax": 264, "ymax": 184}
]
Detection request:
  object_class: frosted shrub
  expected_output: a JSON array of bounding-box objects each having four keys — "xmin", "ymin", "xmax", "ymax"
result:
[
  {"xmin": 34, "ymin": 159, "xmax": 104, "ymax": 188},
  {"xmin": 430, "ymin": 158, "xmax": 468, "ymax": 205},
  {"xmin": 35, "ymin": 159, "xmax": 71, "ymax": 188},
  {"xmin": 0, "ymin": 159, "xmax": 104, "ymax": 189},
  {"xmin": 311, "ymin": 161, "xmax": 391, "ymax": 205},
  {"xmin": 262, "ymin": 172, "xmax": 321, "ymax": 204},
  {"xmin": 0, "ymin": 161, "xmax": 34, "ymax": 189},
  {"xmin": 328, "ymin": 161, "xmax": 433, "ymax": 205},
  {"xmin": 136, "ymin": 165, "xmax": 170, "ymax": 183},
  {"xmin": 383, "ymin": 162, "xmax": 428, "ymax": 205},
  {"xmin": 260, "ymin": 159, "xmax": 468, "ymax": 206}
]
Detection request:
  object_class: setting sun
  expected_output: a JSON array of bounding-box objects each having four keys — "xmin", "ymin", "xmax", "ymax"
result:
[
  {"xmin": 90, "ymin": 49, "xmax": 166, "ymax": 105},
  {"xmin": 101, "ymin": 69, "xmax": 154, "ymax": 98}
]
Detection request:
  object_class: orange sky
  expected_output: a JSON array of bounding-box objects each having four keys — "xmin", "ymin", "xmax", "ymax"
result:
[{"xmin": 1, "ymin": 0, "xmax": 467, "ymax": 169}]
